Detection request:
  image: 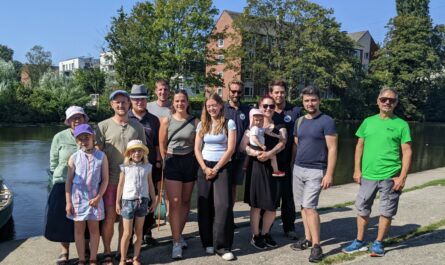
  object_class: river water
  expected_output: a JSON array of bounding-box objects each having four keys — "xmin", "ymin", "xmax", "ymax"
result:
[{"xmin": 0, "ymin": 122, "xmax": 444, "ymax": 241}]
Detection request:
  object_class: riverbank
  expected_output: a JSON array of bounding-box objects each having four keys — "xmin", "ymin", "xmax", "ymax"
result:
[{"xmin": 0, "ymin": 167, "xmax": 444, "ymax": 264}]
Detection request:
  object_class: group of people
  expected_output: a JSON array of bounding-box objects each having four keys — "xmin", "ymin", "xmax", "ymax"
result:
[{"xmin": 45, "ymin": 78, "xmax": 412, "ymax": 264}]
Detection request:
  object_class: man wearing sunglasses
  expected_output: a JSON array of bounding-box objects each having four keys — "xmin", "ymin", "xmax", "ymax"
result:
[
  {"xmin": 342, "ymin": 87, "xmax": 412, "ymax": 257},
  {"xmin": 268, "ymin": 80, "xmax": 303, "ymax": 240},
  {"xmin": 224, "ymin": 80, "xmax": 251, "ymax": 209}
]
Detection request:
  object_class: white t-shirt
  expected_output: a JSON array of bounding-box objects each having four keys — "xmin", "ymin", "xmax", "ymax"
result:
[
  {"xmin": 196, "ymin": 119, "xmax": 236, "ymax": 162},
  {"xmin": 249, "ymin": 126, "xmax": 265, "ymax": 147}
]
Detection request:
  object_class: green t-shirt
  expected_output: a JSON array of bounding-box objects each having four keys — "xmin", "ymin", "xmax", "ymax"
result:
[{"xmin": 356, "ymin": 114, "xmax": 411, "ymax": 181}]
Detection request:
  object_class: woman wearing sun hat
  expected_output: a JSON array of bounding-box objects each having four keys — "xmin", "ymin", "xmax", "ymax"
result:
[{"xmin": 45, "ymin": 105, "xmax": 89, "ymax": 265}]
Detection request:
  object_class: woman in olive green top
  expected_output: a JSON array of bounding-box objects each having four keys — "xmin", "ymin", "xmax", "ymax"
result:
[{"xmin": 45, "ymin": 106, "xmax": 89, "ymax": 265}]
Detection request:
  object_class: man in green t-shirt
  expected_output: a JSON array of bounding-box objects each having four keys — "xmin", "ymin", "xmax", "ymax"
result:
[{"xmin": 342, "ymin": 87, "xmax": 412, "ymax": 257}]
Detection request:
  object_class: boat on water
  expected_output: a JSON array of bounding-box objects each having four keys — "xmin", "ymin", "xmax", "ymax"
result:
[{"xmin": 0, "ymin": 178, "xmax": 14, "ymax": 229}]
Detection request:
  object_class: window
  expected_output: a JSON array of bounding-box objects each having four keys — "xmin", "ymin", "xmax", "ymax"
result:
[
  {"xmin": 364, "ymin": 52, "xmax": 369, "ymax": 59},
  {"xmin": 244, "ymin": 86, "xmax": 253, "ymax": 96},
  {"xmin": 217, "ymin": 38, "xmax": 224, "ymax": 48},
  {"xmin": 217, "ymin": 87, "xmax": 223, "ymax": 96},
  {"xmin": 217, "ymin": 72, "xmax": 224, "ymax": 79},
  {"xmin": 217, "ymin": 55, "xmax": 224, "ymax": 64}
]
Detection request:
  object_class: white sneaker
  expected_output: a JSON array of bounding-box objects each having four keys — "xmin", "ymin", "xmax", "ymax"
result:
[
  {"xmin": 205, "ymin": 247, "xmax": 215, "ymax": 254},
  {"xmin": 179, "ymin": 236, "xmax": 188, "ymax": 249},
  {"xmin": 172, "ymin": 242, "xmax": 183, "ymax": 259},
  {"xmin": 221, "ymin": 252, "xmax": 235, "ymax": 261}
]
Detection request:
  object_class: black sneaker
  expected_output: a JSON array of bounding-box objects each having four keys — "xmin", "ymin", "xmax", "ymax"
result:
[
  {"xmin": 250, "ymin": 235, "xmax": 267, "ymax": 250},
  {"xmin": 308, "ymin": 244, "xmax": 323, "ymax": 263},
  {"xmin": 144, "ymin": 234, "xmax": 159, "ymax": 246},
  {"xmin": 290, "ymin": 238, "xmax": 312, "ymax": 251},
  {"xmin": 263, "ymin": 233, "xmax": 278, "ymax": 248}
]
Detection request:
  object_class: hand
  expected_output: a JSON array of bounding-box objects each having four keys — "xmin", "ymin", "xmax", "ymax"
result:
[
  {"xmin": 65, "ymin": 202, "xmax": 74, "ymax": 217},
  {"xmin": 392, "ymin": 176, "xmax": 406, "ymax": 191},
  {"xmin": 116, "ymin": 203, "xmax": 121, "ymax": 215},
  {"xmin": 260, "ymin": 145, "xmax": 267, "ymax": 151},
  {"xmin": 257, "ymin": 151, "xmax": 271, "ymax": 162},
  {"xmin": 88, "ymin": 196, "xmax": 100, "ymax": 208},
  {"xmin": 148, "ymin": 200, "xmax": 157, "ymax": 213},
  {"xmin": 353, "ymin": 170, "xmax": 362, "ymax": 184},
  {"xmin": 320, "ymin": 175, "xmax": 333, "ymax": 189},
  {"xmin": 155, "ymin": 161, "xmax": 162, "ymax": 168},
  {"xmin": 203, "ymin": 167, "xmax": 215, "ymax": 179}
]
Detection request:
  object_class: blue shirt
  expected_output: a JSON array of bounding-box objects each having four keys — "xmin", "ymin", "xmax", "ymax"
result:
[
  {"xmin": 197, "ymin": 119, "xmax": 236, "ymax": 162},
  {"xmin": 224, "ymin": 102, "xmax": 250, "ymax": 160},
  {"xmin": 294, "ymin": 113, "xmax": 336, "ymax": 170}
]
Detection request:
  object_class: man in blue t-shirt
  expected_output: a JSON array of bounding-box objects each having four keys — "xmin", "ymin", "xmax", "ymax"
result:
[
  {"xmin": 269, "ymin": 80, "xmax": 302, "ymax": 239},
  {"xmin": 224, "ymin": 80, "xmax": 251, "ymax": 207},
  {"xmin": 290, "ymin": 86, "xmax": 337, "ymax": 263}
]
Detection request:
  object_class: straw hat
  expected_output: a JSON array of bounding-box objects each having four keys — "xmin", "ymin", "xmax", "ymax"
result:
[{"xmin": 124, "ymin": 139, "xmax": 149, "ymax": 156}]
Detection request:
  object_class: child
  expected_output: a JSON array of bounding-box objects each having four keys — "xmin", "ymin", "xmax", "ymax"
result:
[
  {"xmin": 116, "ymin": 140, "xmax": 156, "ymax": 265},
  {"xmin": 248, "ymin": 108, "xmax": 285, "ymax": 177},
  {"xmin": 65, "ymin": 124, "xmax": 109, "ymax": 265}
]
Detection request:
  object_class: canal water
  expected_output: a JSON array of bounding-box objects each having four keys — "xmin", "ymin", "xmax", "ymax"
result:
[{"xmin": 0, "ymin": 122, "xmax": 444, "ymax": 241}]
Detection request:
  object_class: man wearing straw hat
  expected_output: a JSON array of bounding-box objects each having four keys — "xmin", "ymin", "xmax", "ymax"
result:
[{"xmin": 128, "ymin": 84, "xmax": 162, "ymax": 246}]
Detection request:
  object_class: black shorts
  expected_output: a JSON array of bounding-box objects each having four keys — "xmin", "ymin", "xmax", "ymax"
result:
[{"xmin": 163, "ymin": 152, "xmax": 198, "ymax": 183}]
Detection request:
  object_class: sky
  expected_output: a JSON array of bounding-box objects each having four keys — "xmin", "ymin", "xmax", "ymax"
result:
[{"xmin": 1, "ymin": 0, "xmax": 444, "ymax": 64}]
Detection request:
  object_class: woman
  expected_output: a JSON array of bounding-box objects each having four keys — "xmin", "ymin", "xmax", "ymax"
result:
[
  {"xmin": 159, "ymin": 89, "xmax": 198, "ymax": 260},
  {"xmin": 45, "ymin": 106, "xmax": 89, "ymax": 265},
  {"xmin": 195, "ymin": 93, "xmax": 236, "ymax": 261},
  {"xmin": 240, "ymin": 96, "xmax": 287, "ymax": 250}
]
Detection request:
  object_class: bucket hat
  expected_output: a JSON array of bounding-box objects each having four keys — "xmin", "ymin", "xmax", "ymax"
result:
[{"xmin": 65, "ymin": 106, "xmax": 89, "ymax": 126}]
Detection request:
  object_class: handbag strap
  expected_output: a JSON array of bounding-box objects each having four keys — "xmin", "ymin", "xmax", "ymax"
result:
[{"xmin": 166, "ymin": 116, "xmax": 195, "ymax": 147}]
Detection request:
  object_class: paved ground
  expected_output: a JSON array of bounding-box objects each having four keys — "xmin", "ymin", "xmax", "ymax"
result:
[{"xmin": 0, "ymin": 167, "xmax": 444, "ymax": 265}]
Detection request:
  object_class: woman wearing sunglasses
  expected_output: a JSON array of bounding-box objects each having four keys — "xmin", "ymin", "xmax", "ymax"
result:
[{"xmin": 240, "ymin": 95, "xmax": 287, "ymax": 250}]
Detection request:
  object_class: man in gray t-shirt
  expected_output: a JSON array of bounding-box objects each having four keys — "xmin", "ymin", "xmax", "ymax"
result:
[{"xmin": 147, "ymin": 79, "xmax": 172, "ymax": 118}]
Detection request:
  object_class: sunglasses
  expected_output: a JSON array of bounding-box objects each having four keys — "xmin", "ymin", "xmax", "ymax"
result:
[
  {"xmin": 379, "ymin": 97, "xmax": 397, "ymax": 104},
  {"xmin": 262, "ymin": 104, "xmax": 276, "ymax": 109},
  {"xmin": 230, "ymin": 90, "xmax": 243, "ymax": 94}
]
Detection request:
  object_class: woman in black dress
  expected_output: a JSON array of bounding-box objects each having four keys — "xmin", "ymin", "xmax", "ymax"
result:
[{"xmin": 240, "ymin": 95, "xmax": 287, "ymax": 249}]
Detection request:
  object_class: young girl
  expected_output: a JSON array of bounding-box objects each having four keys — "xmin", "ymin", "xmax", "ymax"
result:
[
  {"xmin": 247, "ymin": 108, "xmax": 285, "ymax": 177},
  {"xmin": 116, "ymin": 140, "xmax": 156, "ymax": 265},
  {"xmin": 65, "ymin": 124, "xmax": 109, "ymax": 265}
]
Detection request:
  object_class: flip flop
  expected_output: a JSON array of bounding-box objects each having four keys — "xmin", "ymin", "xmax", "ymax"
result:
[{"xmin": 56, "ymin": 253, "xmax": 69, "ymax": 265}]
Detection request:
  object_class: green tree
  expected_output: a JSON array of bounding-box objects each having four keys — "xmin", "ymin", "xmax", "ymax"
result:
[
  {"xmin": 371, "ymin": 0, "xmax": 441, "ymax": 120},
  {"xmin": 0, "ymin": 44, "xmax": 13, "ymax": 62},
  {"xmin": 73, "ymin": 68, "xmax": 106, "ymax": 94},
  {"xmin": 105, "ymin": 0, "xmax": 218, "ymax": 89},
  {"xmin": 25, "ymin": 45, "xmax": 53, "ymax": 87}
]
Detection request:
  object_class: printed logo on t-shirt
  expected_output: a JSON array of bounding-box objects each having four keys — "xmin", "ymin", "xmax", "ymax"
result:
[
  {"xmin": 284, "ymin": 115, "xmax": 292, "ymax": 123},
  {"xmin": 240, "ymin": 113, "xmax": 246, "ymax": 120}
]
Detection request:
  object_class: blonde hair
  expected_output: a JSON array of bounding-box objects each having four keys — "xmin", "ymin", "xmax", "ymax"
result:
[
  {"xmin": 123, "ymin": 149, "xmax": 149, "ymax": 166},
  {"xmin": 199, "ymin": 93, "xmax": 226, "ymax": 137}
]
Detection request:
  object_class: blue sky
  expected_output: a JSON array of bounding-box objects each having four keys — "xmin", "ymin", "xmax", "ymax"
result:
[{"xmin": 1, "ymin": 0, "xmax": 444, "ymax": 64}]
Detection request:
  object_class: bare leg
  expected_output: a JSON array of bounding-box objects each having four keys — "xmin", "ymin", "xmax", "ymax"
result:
[
  {"xmin": 270, "ymin": 156, "xmax": 279, "ymax": 172},
  {"xmin": 74, "ymin": 221, "xmax": 86, "ymax": 261},
  {"xmin": 179, "ymin": 182, "xmax": 194, "ymax": 234},
  {"xmin": 260, "ymin": 210, "xmax": 276, "ymax": 234},
  {"xmin": 120, "ymin": 218, "xmax": 133, "ymax": 263},
  {"xmin": 165, "ymin": 179, "xmax": 183, "ymax": 243},
  {"xmin": 133, "ymin": 216, "xmax": 145, "ymax": 264},
  {"xmin": 376, "ymin": 215, "xmax": 392, "ymax": 241},
  {"xmin": 101, "ymin": 206, "xmax": 117, "ymax": 254},
  {"xmin": 301, "ymin": 206, "xmax": 311, "ymax": 241},
  {"xmin": 250, "ymin": 207, "xmax": 261, "ymax": 236},
  {"xmin": 58, "ymin": 242, "xmax": 69, "ymax": 260},
  {"xmin": 357, "ymin": 215, "xmax": 370, "ymax": 241},
  {"xmin": 304, "ymin": 208, "xmax": 320, "ymax": 245},
  {"xmin": 86, "ymin": 220, "xmax": 100, "ymax": 262}
]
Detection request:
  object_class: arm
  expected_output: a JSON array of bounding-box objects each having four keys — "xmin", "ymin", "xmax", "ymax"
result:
[
  {"xmin": 158, "ymin": 117, "xmax": 168, "ymax": 160},
  {"xmin": 89, "ymin": 155, "xmax": 109, "ymax": 207},
  {"xmin": 194, "ymin": 130, "xmax": 214, "ymax": 179},
  {"xmin": 392, "ymin": 142, "xmax": 412, "ymax": 191},
  {"xmin": 265, "ymin": 128, "xmax": 283, "ymax": 140},
  {"xmin": 257, "ymin": 127, "xmax": 287, "ymax": 162},
  {"xmin": 353, "ymin": 138, "xmax": 364, "ymax": 184},
  {"xmin": 320, "ymin": 135, "xmax": 337, "ymax": 189},
  {"xmin": 147, "ymin": 171, "xmax": 157, "ymax": 212},
  {"xmin": 291, "ymin": 136, "xmax": 298, "ymax": 166},
  {"xmin": 65, "ymin": 156, "xmax": 75, "ymax": 217},
  {"xmin": 116, "ymin": 171, "xmax": 125, "ymax": 215},
  {"xmin": 250, "ymin": 135, "xmax": 266, "ymax": 151},
  {"xmin": 211, "ymin": 129, "xmax": 236, "ymax": 175},
  {"xmin": 49, "ymin": 135, "xmax": 59, "ymax": 173}
]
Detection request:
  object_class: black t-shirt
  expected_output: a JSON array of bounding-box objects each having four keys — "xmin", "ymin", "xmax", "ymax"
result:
[
  {"xmin": 224, "ymin": 102, "xmax": 251, "ymax": 160},
  {"xmin": 128, "ymin": 109, "xmax": 160, "ymax": 164}
]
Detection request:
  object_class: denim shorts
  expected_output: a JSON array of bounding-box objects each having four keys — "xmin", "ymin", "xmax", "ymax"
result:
[{"xmin": 121, "ymin": 197, "xmax": 150, "ymax": 219}]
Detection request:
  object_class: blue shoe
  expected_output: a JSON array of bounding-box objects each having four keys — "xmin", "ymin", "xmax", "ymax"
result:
[
  {"xmin": 342, "ymin": 239, "xmax": 368, "ymax": 254},
  {"xmin": 370, "ymin": 240, "xmax": 385, "ymax": 257}
]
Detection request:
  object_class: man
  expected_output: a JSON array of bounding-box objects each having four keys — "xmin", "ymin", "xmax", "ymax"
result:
[
  {"xmin": 269, "ymin": 80, "xmax": 302, "ymax": 239},
  {"xmin": 146, "ymin": 79, "xmax": 172, "ymax": 119},
  {"xmin": 342, "ymin": 87, "xmax": 412, "ymax": 257},
  {"xmin": 128, "ymin": 84, "xmax": 162, "ymax": 246},
  {"xmin": 290, "ymin": 85, "xmax": 337, "ymax": 263},
  {"xmin": 96, "ymin": 89, "xmax": 146, "ymax": 264},
  {"xmin": 223, "ymin": 80, "xmax": 250, "ymax": 210}
]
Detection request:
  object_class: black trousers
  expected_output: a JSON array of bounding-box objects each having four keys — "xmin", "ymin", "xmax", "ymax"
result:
[
  {"xmin": 278, "ymin": 168, "xmax": 296, "ymax": 233},
  {"xmin": 197, "ymin": 161, "xmax": 234, "ymax": 251}
]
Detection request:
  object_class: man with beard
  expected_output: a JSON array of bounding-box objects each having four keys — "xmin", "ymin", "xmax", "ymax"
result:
[
  {"xmin": 223, "ymin": 80, "xmax": 250, "ymax": 210},
  {"xmin": 290, "ymin": 86, "xmax": 337, "ymax": 263},
  {"xmin": 268, "ymin": 80, "xmax": 302, "ymax": 240}
]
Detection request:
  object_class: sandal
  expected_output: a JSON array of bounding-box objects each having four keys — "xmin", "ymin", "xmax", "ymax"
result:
[
  {"xmin": 78, "ymin": 260, "xmax": 86, "ymax": 265},
  {"xmin": 133, "ymin": 256, "xmax": 142, "ymax": 265},
  {"xmin": 89, "ymin": 260, "xmax": 97, "ymax": 265},
  {"xmin": 101, "ymin": 254, "xmax": 114, "ymax": 265},
  {"xmin": 56, "ymin": 253, "xmax": 69, "ymax": 265}
]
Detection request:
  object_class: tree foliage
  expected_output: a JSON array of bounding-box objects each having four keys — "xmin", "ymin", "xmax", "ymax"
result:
[
  {"xmin": 73, "ymin": 68, "xmax": 106, "ymax": 94},
  {"xmin": 25, "ymin": 45, "xmax": 53, "ymax": 87},
  {"xmin": 105, "ymin": 0, "xmax": 218, "ymax": 89},
  {"xmin": 0, "ymin": 44, "xmax": 13, "ymax": 62}
]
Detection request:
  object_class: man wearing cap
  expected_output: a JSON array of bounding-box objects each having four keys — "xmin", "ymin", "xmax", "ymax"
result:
[
  {"xmin": 146, "ymin": 79, "xmax": 172, "ymax": 119},
  {"xmin": 96, "ymin": 89, "xmax": 146, "ymax": 263},
  {"xmin": 128, "ymin": 84, "xmax": 162, "ymax": 246},
  {"xmin": 223, "ymin": 80, "xmax": 250, "ymax": 210}
]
